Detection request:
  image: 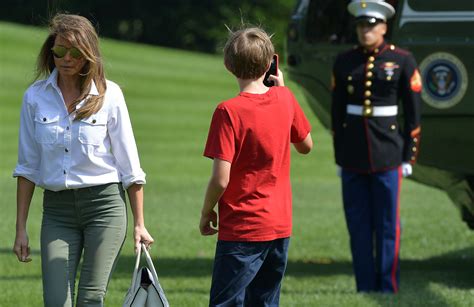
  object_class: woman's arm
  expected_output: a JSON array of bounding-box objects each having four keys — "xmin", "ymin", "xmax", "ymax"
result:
[
  {"xmin": 13, "ymin": 177, "xmax": 35, "ymax": 262},
  {"xmin": 127, "ymin": 183, "xmax": 154, "ymax": 252}
]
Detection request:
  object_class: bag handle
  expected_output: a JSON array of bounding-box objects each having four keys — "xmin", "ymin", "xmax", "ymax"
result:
[
  {"xmin": 129, "ymin": 243, "xmax": 143, "ymax": 291},
  {"xmin": 142, "ymin": 243, "xmax": 160, "ymax": 284}
]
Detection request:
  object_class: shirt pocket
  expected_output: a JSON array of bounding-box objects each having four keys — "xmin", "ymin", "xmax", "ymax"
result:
[
  {"xmin": 78, "ymin": 113, "xmax": 108, "ymax": 146},
  {"xmin": 34, "ymin": 112, "xmax": 60, "ymax": 144}
]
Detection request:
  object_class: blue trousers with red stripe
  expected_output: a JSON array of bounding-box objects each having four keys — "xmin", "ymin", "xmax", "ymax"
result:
[{"xmin": 341, "ymin": 167, "xmax": 402, "ymax": 293}]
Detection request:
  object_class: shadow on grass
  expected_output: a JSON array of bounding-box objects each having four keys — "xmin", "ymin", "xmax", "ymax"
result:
[
  {"xmin": 112, "ymin": 246, "xmax": 473, "ymax": 284},
  {"xmin": 1, "ymin": 246, "xmax": 472, "ymax": 305}
]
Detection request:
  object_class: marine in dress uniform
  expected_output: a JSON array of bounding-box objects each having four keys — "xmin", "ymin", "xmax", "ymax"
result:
[{"xmin": 331, "ymin": 0, "xmax": 422, "ymax": 293}]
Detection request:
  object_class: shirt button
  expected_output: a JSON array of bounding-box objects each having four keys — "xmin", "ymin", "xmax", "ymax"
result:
[
  {"xmin": 412, "ymin": 147, "xmax": 417, "ymax": 152},
  {"xmin": 367, "ymin": 63, "xmax": 374, "ymax": 69},
  {"xmin": 365, "ymin": 90, "xmax": 371, "ymax": 97},
  {"xmin": 66, "ymin": 126, "xmax": 70, "ymax": 130},
  {"xmin": 365, "ymin": 81, "xmax": 372, "ymax": 87},
  {"xmin": 368, "ymin": 56, "xmax": 375, "ymax": 62},
  {"xmin": 63, "ymin": 170, "xmax": 66, "ymax": 174},
  {"xmin": 391, "ymin": 124, "xmax": 396, "ymax": 130},
  {"xmin": 366, "ymin": 71, "xmax": 373, "ymax": 78},
  {"xmin": 92, "ymin": 119, "xmax": 97, "ymax": 124},
  {"xmin": 364, "ymin": 99, "xmax": 371, "ymax": 106},
  {"xmin": 65, "ymin": 148, "xmax": 69, "ymax": 153},
  {"xmin": 414, "ymin": 138, "xmax": 418, "ymax": 142},
  {"xmin": 43, "ymin": 118, "xmax": 47, "ymax": 122}
]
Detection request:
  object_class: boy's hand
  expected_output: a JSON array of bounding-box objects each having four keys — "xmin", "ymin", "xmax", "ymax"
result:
[
  {"xmin": 267, "ymin": 69, "xmax": 285, "ymax": 86},
  {"xmin": 200, "ymin": 210, "xmax": 218, "ymax": 236}
]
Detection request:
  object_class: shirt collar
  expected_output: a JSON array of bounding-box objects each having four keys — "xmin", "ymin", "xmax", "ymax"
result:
[
  {"xmin": 44, "ymin": 68, "xmax": 59, "ymax": 90},
  {"xmin": 360, "ymin": 41, "xmax": 387, "ymax": 55},
  {"xmin": 44, "ymin": 68, "xmax": 100, "ymax": 96}
]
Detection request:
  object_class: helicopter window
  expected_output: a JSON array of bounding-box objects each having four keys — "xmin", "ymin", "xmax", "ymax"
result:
[{"xmin": 305, "ymin": 0, "xmax": 357, "ymax": 44}]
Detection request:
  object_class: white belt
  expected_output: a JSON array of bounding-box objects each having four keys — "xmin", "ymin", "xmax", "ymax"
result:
[{"xmin": 346, "ymin": 104, "xmax": 398, "ymax": 117}]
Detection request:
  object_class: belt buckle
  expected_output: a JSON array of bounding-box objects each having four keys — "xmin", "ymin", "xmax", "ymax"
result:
[{"xmin": 363, "ymin": 105, "xmax": 373, "ymax": 117}]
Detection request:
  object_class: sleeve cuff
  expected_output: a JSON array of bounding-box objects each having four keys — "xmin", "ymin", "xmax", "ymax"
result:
[
  {"xmin": 121, "ymin": 172, "xmax": 146, "ymax": 190},
  {"xmin": 12, "ymin": 166, "xmax": 39, "ymax": 185}
]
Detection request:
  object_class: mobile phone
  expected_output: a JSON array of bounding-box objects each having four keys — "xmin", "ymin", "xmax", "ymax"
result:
[{"xmin": 263, "ymin": 54, "xmax": 279, "ymax": 87}]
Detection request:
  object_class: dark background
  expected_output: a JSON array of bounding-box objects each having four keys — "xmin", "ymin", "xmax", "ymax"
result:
[{"xmin": 0, "ymin": 0, "xmax": 296, "ymax": 54}]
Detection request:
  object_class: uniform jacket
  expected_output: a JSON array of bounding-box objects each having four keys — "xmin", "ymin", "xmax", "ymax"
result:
[{"xmin": 331, "ymin": 41, "xmax": 421, "ymax": 172}]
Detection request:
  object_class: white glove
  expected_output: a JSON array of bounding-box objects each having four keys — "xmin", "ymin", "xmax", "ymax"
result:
[
  {"xmin": 401, "ymin": 162, "xmax": 412, "ymax": 177},
  {"xmin": 336, "ymin": 165, "xmax": 342, "ymax": 177}
]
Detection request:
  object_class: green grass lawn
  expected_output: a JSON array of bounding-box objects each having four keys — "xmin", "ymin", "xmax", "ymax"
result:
[{"xmin": 0, "ymin": 22, "xmax": 473, "ymax": 306}]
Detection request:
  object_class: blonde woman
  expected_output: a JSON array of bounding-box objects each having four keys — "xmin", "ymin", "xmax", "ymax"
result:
[{"xmin": 12, "ymin": 13, "xmax": 153, "ymax": 305}]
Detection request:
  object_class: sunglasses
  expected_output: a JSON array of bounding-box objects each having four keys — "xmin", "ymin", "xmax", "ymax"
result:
[{"xmin": 51, "ymin": 45, "xmax": 83, "ymax": 59}]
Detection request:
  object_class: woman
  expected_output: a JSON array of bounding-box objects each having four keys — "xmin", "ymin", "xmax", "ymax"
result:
[{"xmin": 12, "ymin": 13, "xmax": 154, "ymax": 305}]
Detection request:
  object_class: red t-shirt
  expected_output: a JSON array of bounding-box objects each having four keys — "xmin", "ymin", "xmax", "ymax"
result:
[{"xmin": 204, "ymin": 86, "xmax": 311, "ymax": 241}]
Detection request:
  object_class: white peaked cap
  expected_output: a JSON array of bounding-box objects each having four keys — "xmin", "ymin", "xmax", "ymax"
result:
[{"xmin": 348, "ymin": 0, "xmax": 395, "ymax": 21}]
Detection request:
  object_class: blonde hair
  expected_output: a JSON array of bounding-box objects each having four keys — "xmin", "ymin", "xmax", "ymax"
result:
[
  {"xmin": 223, "ymin": 27, "xmax": 274, "ymax": 80},
  {"xmin": 35, "ymin": 14, "xmax": 106, "ymax": 120}
]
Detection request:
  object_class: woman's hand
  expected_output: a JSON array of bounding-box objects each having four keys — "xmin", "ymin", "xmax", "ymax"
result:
[
  {"xmin": 134, "ymin": 225, "xmax": 154, "ymax": 253},
  {"xmin": 13, "ymin": 229, "xmax": 32, "ymax": 262}
]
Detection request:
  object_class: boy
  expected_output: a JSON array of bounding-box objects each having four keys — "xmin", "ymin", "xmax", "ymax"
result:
[{"xmin": 200, "ymin": 27, "xmax": 313, "ymax": 306}]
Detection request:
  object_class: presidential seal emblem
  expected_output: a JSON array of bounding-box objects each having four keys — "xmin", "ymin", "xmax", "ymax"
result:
[{"xmin": 419, "ymin": 52, "xmax": 468, "ymax": 109}]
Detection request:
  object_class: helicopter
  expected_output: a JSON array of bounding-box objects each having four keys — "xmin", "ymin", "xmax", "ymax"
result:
[{"xmin": 286, "ymin": 0, "xmax": 474, "ymax": 228}]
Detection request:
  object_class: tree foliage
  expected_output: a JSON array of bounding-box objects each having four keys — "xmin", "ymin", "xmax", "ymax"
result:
[{"xmin": 0, "ymin": 0, "xmax": 296, "ymax": 54}]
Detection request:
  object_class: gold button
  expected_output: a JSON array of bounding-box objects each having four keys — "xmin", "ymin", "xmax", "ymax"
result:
[
  {"xmin": 368, "ymin": 56, "xmax": 375, "ymax": 62},
  {"xmin": 387, "ymin": 76, "xmax": 392, "ymax": 81},
  {"xmin": 374, "ymin": 48, "xmax": 379, "ymax": 53},
  {"xmin": 390, "ymin": 44, "xmax": 395, "ymax": 50},
  {"xmin": 414, "ymin": 138, "xmax": 418, "ymax": 142},
  {"xmin": 366, "ymin": 71, "xmax": 373, "ymax": 78},
  {"xmin": 365, "ymin": 80, "xmax": 372, "ymax": 87},
  {"xmin": 361, "ymin": 3, "xmax": 367, "ymax": 8},
  {"xmin": 365, "ymin": 90, "xmax": 371, "ymax": 97},
  {"xmin": 411, "ymin": 156, "xmax": 416, "ymax": 161},
  {"xmin": 363, "ymin": 106, "xmax": 373, "ymax": 116},
  {"xmin": 412, "ymin": 147, "xmax": 417, "ymax": 152},
  {"xmin": 367, "ymin": 63, "xmax": 374, "ymax": 69},
  {"xmin": 347, "ymin": 85, "xmax": 354, "ymax": 94},
  {"xmin": 364, "ymin": 99, "xmax": 371, "ymax": 106},
  {"xmin": 347, "ymin": 75, "xmax": 352, "ymax": 81},
  {"xmin": 390, "ymin": 124, "xmax": 396, "ymax": 130}
]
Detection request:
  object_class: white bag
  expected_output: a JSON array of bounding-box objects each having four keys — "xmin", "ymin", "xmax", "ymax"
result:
[{"xmin": 123, "ymin": 243, "xmax": 169, "ymax": 307}]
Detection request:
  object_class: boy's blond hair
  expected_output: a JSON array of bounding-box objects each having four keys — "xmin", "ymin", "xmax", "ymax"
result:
[{"xmin": 223, "ymin": 27, "xmax": 274, "ymax": 80}]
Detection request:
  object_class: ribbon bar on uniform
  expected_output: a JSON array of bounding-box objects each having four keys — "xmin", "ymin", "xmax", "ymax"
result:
[{"xmin": 347, "ymin": 104, "xmax": 398, "ymax": 117}]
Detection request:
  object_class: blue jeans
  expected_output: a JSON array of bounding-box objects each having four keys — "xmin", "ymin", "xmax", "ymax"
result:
[{"xmin": 209, "ymin": 237, "xmax": 290, "ymax": 307}]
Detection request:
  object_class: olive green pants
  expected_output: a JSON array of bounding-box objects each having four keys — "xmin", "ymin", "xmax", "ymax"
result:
[{"xmin": 41, "ymin": 183, "xmax": 127, "ymax": 307}]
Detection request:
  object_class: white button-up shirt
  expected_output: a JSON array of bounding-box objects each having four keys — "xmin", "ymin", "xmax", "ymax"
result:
[{"xmin": 13, "ymin": 69, "xmax": 146, "ymax": 191}]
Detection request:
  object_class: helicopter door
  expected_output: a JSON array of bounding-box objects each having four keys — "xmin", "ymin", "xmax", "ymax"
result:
[{"xmin": 303, "ymin": 0, "xmax": 357, "ymax": 89}]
